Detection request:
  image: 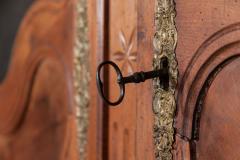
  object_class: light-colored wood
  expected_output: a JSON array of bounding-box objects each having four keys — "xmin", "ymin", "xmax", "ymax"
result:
[
  {"xmin": 136, "ymin": 1, "xmax": 155, "ymax": 159},
  {"xmin": 0, "ymin": 0, "xmax": 78, "ymax": 159},
  {"xmin": 108, "ymin": 0, "xmax": 138, "ymax": 159},
  {"xmin": 87, "ymin": 0, "xmax": 155, "ymax": 159},
  {"xmin": 87, "ymin": 0, "xmax": 108, "ymax": 159},
  {"xmin": 108, "ymin": 0, "xmax": 155, "ymax": 159}
]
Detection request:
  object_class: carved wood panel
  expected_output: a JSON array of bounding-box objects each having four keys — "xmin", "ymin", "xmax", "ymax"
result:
[
  {"xmin": 0, "ymin": 0, "xmax": 78, "ymax": 159},
  {"xmin": 88, "ymin": 0, "xmax": 240, "ymax": 159},
  {"xmin": 195, "ymin": 57, "xmax": 240, "ymax": 159},
  {"xmin": 108, "ymin": 0, "xmax": 138, "ymax": 159},
  {"xmin": 87, "ymin": 0, "xmax": 156, "ymax": 159},
  {"xmin": 175, "ymin": 1, "xmax": 240, "ymax": 159}
]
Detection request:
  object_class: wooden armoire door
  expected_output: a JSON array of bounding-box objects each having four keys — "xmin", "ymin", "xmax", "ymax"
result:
[
  {"xmin": 88, "ymin": 0, "xmax": 240, "ymax": 160},
  {"xmin": 175, "ymin": 1, "xmax": 240, "ymax": 159},
  {"xmin": 0, "ymin": 0, "xmax": 78, "ymax": 159},
  {"xmin": 88, "ymin": 0, "xmax": 175, "ymax": 159}
]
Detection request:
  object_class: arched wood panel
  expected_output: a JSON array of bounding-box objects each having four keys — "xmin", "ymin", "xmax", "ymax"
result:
[
  {"xmin": 175, "ymin": 1, "xmax": 240, "ymax": 159},
  {"xmin": 194, "ymin": 56, "xmax": 240, "ymax": 159},
  {"xmin": 0, "ymin": 0, "xmax": 78, "ymax": 159},
  {"xmin": 174, "ymin": 42, "xmax": 240, "ymax": 159}
]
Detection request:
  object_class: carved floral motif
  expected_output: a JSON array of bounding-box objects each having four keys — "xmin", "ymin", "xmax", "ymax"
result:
[{"xmin": 113, "ymin": 30, "xmax": 137, "ymax": 74}]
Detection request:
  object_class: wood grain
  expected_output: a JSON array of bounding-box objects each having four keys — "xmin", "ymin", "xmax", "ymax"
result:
[
  {"xmin": 175, "ymin": 0, "xmax": 240, "ymax": 159},
  {"xmin": 87, "ymin": 0, "xmax": 155, "ymax": 159},
  {"xmin": 87, "ymin": 0, "xmax": 108, "ymax": 159},
  {"xmin": 136, "ymin": 0, "xmax": 155, "ymax": 159},
  {"xmin": 0, "ymin": 0, "xmax": 78, "ymax": 159},
  {"xmin": 195, "ymin": 57, "xmax": 240, "ymax": 159},
  {"xmin": 108, "ymin": 0, "xmax": 137, "ymax": 159},
  {"xmin": 88, "ymin": 0, "xmax": 240, "ymax": 159}
]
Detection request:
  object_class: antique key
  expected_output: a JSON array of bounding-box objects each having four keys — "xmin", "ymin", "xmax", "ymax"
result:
[{"xmin": 96, "ymin": 57, "xmax": 169, "ymax": 106}]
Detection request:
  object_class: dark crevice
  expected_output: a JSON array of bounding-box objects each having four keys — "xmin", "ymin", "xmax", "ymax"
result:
[{"xmin": 190, "ymin": 140, "xmax": 197, "ymax": 160}]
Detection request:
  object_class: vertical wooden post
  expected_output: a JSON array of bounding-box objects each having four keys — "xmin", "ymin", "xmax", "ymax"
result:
[{"xmin": 87, "ymin": 0, "xmax": 109, "ymax": 159}]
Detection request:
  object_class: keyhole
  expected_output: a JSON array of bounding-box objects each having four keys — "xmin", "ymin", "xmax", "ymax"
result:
[{"xmin": 160, "ymin": 57, "xmax": 169, "ymax": 91}]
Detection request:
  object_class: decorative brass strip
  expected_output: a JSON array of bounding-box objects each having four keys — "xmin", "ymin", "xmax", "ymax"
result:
[
  {"xmin": 153, "ymin": 0, "xmax": 178, "ymax": 159},
  {"xmin": 74, "ymin": 0, "xmax": 90, "ymax": 159}
]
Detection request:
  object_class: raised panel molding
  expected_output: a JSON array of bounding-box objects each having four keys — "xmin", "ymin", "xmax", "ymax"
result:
[
  {"xmin": 192, "ymin": 55, "xmax": 240, "ymax": 140},
  {"xmin": 176, "ymin": 23, "xmax": 240, "ymax": 138},
  {"xmin": 174, "ymin": 23, "xmax": 240, "ymax": 159}
]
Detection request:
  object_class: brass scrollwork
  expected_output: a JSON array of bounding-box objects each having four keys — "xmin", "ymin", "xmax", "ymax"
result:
[
  {"xmin": 153, "ymin": 0, "xmax": 178, "ymax": 159},
  {"xmin": 74, "ymin": 0, "xmax": 90, "ymax": 159}
]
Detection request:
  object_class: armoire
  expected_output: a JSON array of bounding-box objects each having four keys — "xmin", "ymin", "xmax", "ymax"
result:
[{"xmin": 0, "ymin": 0, "xmax": 240, "ymax": 160}]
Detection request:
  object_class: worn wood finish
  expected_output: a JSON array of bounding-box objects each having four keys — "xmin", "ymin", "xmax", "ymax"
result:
[
  {"xmin": 136, "ymin": 1, "xmax": 155, "ymax": 159},
  {"xmin": 196, "ymin": 57, "xmax": 240, "ymax": 159},
  {"xmin": 175, "ymin": 0, "xmax": 240, "ymax": 159},
  {"xmin": 88, "ymin": 0, "xmax": 155, "ymax": 159},
  {"xmin": 0, "ymin": 0, "xmax": 78, "ymax": 159},
  {"xmin": 108, "ymin": 0, "xmax": 138, "ymax": 159},
  {"xmin": 108, "ymin": 0, "xmax": 156, "ymax": 159},
  {"xmin": 88, "ymin": 0, "xmax": 240, "ymax": 159},
  {"xmin": 87, "ymin": 0, "xmax": 108, "ymax": 159}
]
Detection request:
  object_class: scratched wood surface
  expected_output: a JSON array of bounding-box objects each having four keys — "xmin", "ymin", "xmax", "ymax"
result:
[{"xmin": 0, "ymin": 0, "xmax": 78, "ymax": 159}]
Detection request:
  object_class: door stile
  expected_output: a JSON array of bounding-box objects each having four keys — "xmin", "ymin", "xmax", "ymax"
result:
[{"xmin": 87, "ymin": 0, "xmax": 110, "ymax": 159}]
